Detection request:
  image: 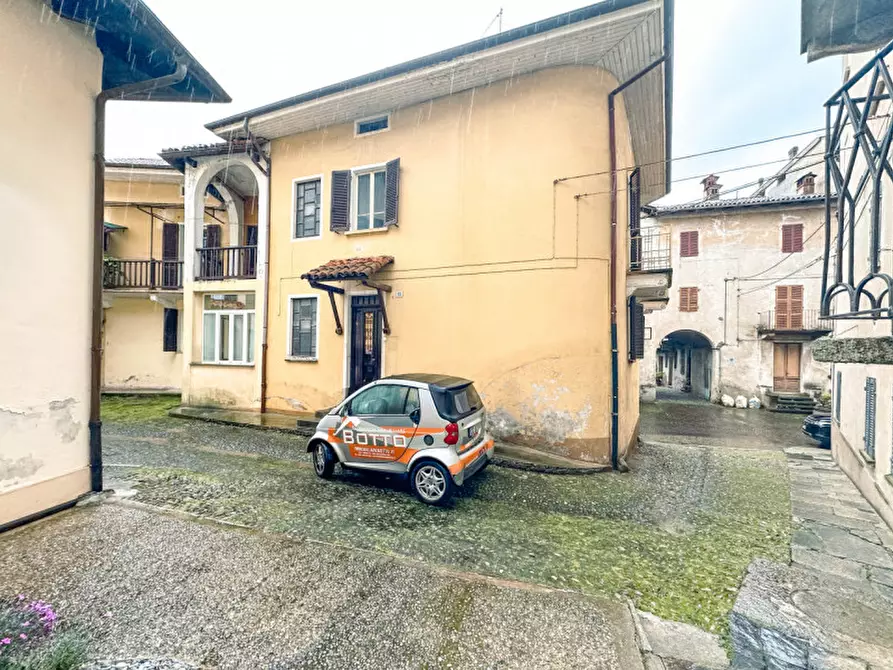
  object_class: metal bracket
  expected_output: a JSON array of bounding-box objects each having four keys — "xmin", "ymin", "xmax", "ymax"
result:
[
  {"xmin": 360, "ymin": 280, "xmax": 392, "ymax": 335},
  {"xmin": 309, "ymin": 281, "xmax": 344, "ymax": 335}
]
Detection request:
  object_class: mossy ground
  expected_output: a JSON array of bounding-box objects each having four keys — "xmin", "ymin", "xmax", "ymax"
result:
[
  {"xmin": 103, "ymin": 400, "xmax": 791, "ymax": 638},
  {"xmin": 100, "ymin": 395, "xmax": 179, "ymax": 423}
]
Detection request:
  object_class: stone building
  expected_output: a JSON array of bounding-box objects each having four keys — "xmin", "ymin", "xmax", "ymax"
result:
[{"xmin": 640, "ymin": 143, "xmax": 833, "ymax": 407}]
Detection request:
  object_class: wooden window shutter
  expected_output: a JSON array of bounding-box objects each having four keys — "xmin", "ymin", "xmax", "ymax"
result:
[
  {"xmin": 775, "ymin": 286, "xmax": 790, "ymax": 329},
  {"xmin": 782, "ymin": 224, "xmax": 803, "ymax": 252},
  {"xmin": 679, "ymin": 287, "xmax": 699, "ymax": 312},
  {"xmin": 330, "ymin": 170, "xmax": 352, "ymax": 232},
  {"xmin": 163, "ymin": 308, "xmax": 178, "ymax": 353},
  {"xmin": 789, "ymin": 285, "xmax": 804, "ymax": 328},
  {"xmin": 629, "ymin": 169, "xmax": 642, "ymax": 270},
  {"xmin": 385, "ymin": 158, "xmax": 400, "ymax": 227},
  {"xmin": 628, "ymin": 297, "xmax": 645, "ymax": 361},
  {"xmin": 680, "ymin": 231, "xmax": 699, "ymax": 257}
]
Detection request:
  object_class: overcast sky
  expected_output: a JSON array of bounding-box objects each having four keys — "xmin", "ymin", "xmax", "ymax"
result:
[{"xmin": 106, "ymin": 0, "xmax": 841, "ymax": 203}]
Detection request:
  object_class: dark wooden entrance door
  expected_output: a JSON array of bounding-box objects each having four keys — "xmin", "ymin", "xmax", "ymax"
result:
[
  {"xmin": 350, "ymin": 294, "xmax": 383, "ymax": 394},
  {"xmin": 773, "ymin": 343, "xmax": 801, "ymax": 393},
  {"xmin": 161, "ymin": 223, "xmax": 180, "ymax": 288}
]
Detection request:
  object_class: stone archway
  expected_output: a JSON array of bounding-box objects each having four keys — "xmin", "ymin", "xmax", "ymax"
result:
[{"xmin": 656, "ymin": 330, "xmax": 714, "ymax": 402}]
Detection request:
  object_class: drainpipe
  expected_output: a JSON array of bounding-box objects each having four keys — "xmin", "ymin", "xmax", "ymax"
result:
[
  {"xmin": 260, "ymin": 141, "xmax": 272, "ymax": 414},
  {"xmin": 608, "ymin": 55, "xmax": 667, "ymax": 471},
  {"xmin": 90, "ymin": 64, "xmax": 187, "ymax": 492}
]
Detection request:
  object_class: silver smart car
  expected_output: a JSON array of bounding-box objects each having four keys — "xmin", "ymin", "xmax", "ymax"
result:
[{"xmin": 306, "ymin": 374, "xmax": 494, "ymax": 505}]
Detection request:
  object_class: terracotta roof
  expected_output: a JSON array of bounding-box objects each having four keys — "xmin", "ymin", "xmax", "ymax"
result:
[{"xmin": 302, "ymin": 256, "xmax": 394, "ymax": 281}]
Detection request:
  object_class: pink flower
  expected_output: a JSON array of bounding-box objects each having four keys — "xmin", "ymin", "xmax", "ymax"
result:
[
  {"xmin": 0, "ymin": 638, "xmax": 10, "ymax": 645},
  {"xmin": 19, "ymin": 634, "xmax": 27, "ymax": 640},
  {"xmin": 22, "ymin": 622, "xmax": 30, "ymax": 627}
]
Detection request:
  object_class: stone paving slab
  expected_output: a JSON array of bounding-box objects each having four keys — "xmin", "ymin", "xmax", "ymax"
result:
[
  {"xmin": 730, "ymin": 447, "xmax": 893, "ymax": 668},
  {"xmin": 0, "ymin": 504, "xmax": 644, "ymax": 670}
]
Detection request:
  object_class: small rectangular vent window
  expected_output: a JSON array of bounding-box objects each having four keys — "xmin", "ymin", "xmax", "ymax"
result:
[{"xmin": 356, "ymin": 115, "xmax": 389, "ymax": 135}]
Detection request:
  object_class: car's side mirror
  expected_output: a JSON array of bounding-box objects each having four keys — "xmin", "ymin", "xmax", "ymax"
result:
[{"xmin": 409, "ymin": 408, "xmax": 421, "ymax": 425}]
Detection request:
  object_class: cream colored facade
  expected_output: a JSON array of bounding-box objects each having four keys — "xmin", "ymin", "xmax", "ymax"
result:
[
  {"xmin": 0, "ymin": 0, "xmax": 101, "ymax": 527},
  {"xmin": 2, "ymin": 0, "xmax": 226, "ymax": 528},
  {"xmin": 263, "ymin": 66, "xmax": 640, "ymax": 462},
  {"xmin": 641, "ymin": 193, "xmax": 832, "ymax": 404},
  {"xmin": 103, "ymin": 166, "xmax": 186, "ymax": 392},
  {"xmin": 173, "ymin": 0, "xmax": 672, "ymax": 465}
]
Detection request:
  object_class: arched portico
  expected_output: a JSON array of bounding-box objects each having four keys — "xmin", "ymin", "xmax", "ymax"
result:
[{"xmin": 655, "ymin": 329, "xmax": 715, "ymax": 402}]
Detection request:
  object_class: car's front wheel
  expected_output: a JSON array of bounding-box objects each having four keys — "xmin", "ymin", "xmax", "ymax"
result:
[
  {"xmin": 312, "ymin": 441, "xmax": 336, "ymax": 479},
  {"xmin": 410, "ymin": 461, "xmax": 454, "ymax": 506}
]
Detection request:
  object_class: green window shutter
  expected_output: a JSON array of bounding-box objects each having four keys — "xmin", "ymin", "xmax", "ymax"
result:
[
  {"xmin": 628, "ymin": 297, "xmax": 645, "ymax": 362},
  {"xmin": 385, "ymin": 158, "xmax": 400, "ymax": 227},
  {"xmin": 835, "ymin": 370, "xmax": 842, "ymax": 422},
  {"xmin": 330, "ymin": 170, "xmax": 352, "ymax": 232},
  {"xmin": 865, "ymin": 376, "xmax": 877, "ymax": 458}
]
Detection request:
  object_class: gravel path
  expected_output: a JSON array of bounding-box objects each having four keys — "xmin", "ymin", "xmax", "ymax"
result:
[{"xmin": 0, "ymin": 504, "xmax": 643, "ymax": 670}]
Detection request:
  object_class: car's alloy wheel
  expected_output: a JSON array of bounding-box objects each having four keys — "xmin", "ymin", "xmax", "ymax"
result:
[
  {"xmin": 412, "ymin": 462, "xmax": 453, "ymax": 505},
  {"xmin": 313, "ymin": 442, "xmax": 335, "ymax": 479}
]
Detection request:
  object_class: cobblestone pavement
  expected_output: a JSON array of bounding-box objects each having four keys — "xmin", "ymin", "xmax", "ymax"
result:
[
  {"xmin": 731, "ymin": 447, "xmax": 893, "ymax": 669},
  {"xmin": 641, "ymin": 401, "xmax": 818, "ymax": 451},
  {"xmin": 0, "ymin": 504, "xmax": 643, "ymax": 670},
  {"xmin": 100, "ymin": 415, "xmax": 790, "ymax": 637}
]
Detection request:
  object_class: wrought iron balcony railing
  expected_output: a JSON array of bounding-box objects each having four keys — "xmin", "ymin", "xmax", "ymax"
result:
[
  {"xmin": 757, "ymin": 310, "xmax": 832, "ymax": 333},
  {"xmin": 821, "ymin": 37, "xmax": 893, "ymax": 321},
  {"xmin": 196, "ymin": 246, "xmax": 257, "ymax": 280},
  {"xmin": 629, "ymin": 230, "xmax": 671, "ymax": 272},
  {"xmin": 103, "ymin": 259, "xmax": 183, "ymax": 290}
]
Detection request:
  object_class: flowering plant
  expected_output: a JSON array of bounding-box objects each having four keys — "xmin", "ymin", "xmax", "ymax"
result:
[{"xmin": 0, "ymin": 595, "xmax": 85, "ymax": 670}]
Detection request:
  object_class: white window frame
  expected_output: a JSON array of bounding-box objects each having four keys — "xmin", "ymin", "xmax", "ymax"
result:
[
  {"xmin": 350, "ymin": 162, "xmax": 388, "ymax": 233},
  {"xmin": 202, "ymin": 298, "xmax": 255, "ymax": 366},
  {"xmin": 286, "ymin": 294, "xmax": 320, "ymax": 362},
  {"xmin": 354, "ymin": 113, "xmax": 390, "ymax": 138},
  {"xmin": 291, "ymin": 174, "xmax": 324, "ymax": 242}
]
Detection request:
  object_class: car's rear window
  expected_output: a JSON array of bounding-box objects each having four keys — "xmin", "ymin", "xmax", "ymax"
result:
[{"xmin": 431, "ymin": 383, "xmax": 483, "ymax": 421}]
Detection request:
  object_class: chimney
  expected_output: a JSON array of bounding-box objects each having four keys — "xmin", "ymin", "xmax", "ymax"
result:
[
  {"xmin": 701, "ymin": 173, "xmax": 722, "ymax": 200},
  {"xmin": 788, "ymin": 145, "xmax": 799, "ymax": 160}
]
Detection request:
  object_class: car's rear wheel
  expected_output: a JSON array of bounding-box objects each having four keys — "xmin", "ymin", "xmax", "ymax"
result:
[
  {"xmin": 312, "ymin": 441, "xmax": 336, "ymax": 479},
  {"xmin": 411, "ymin": 461, "xmax": 454, "ymax": 506}
]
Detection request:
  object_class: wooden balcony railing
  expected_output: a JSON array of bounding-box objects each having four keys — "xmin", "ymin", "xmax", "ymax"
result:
[
  {"xmin": 757, "ymin": 310, "xmax": 832, "ymax": 333},
  {"xmin": 629, "ymin": 230, "xmax": 671, "ymax": 272},
  {"xmin": 196, "ymin": 246, "xmax": 257, "ymax": 280},
  {"xmin": 103, "ymin": 259, "xmax": 183, "ymax": 290}
]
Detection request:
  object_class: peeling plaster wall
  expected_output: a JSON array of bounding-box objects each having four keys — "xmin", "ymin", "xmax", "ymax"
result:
[
  {"xmin": 261, "ymin": 66, "xmax": 641, "ymax": 463},
  {"xmin": 0, "ymin": 0, "xmax": 100, "ymax": 524},
  {"xmin": 642, "ymin": 204, "xmax": 832, "ymax": 402}
]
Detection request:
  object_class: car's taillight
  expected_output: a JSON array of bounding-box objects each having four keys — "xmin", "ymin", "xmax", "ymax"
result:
[{"xmin": 444, "ymin": 422, "xmax": 459, "ymax": 445}]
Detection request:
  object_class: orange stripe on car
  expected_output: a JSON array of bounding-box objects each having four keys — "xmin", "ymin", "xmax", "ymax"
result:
[{"xmin": 449, "ymin": 439, "xmax": 494, "ymax": 474}]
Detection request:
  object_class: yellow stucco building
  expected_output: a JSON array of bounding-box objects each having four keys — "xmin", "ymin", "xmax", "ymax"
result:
[
  {"xmin": 166, "ymin": 0, "xmax": 674, "ymax": 466},
  {"xmin": 1, "ymin": 0, "xmax": 228, "ymax": 529}
]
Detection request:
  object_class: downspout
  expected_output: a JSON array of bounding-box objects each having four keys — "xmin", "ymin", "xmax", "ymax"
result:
[
  {"xmin": 260, "ymin": 143, "xmax": 272, "ymax": 413},
  {"xmin": 90, "ymin": 64, "xmax": 187, "ymax": 492},
  {"xmin": 607, "ymin": 54, "xmax": 667, "ymax": 471}
]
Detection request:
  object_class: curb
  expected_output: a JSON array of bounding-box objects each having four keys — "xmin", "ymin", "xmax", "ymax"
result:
[
  {"xmin": 490, "ymin": 455, "xmax": 611, "ymax": 476},
  {"xmin": 168, "ymin": 408, "xmax": 315, "ymax": 437}
]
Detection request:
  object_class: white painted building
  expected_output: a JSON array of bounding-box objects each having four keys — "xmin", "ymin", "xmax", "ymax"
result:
[{"xmin": 640, "ymin": 145, "xmax": 833, "ymax": 406}]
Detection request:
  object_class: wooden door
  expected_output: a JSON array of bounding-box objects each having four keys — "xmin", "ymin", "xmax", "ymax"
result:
[
  {"xmin": 773, "ymin": 343, "xmax": 801, "ymax": 392},
  {"xmin": 349, "ymin": 295, "xmax": 383, "ymax": 394},
  {"xmin": 775, "ymin": 285, "xmax": 804, "ymax": 330}
]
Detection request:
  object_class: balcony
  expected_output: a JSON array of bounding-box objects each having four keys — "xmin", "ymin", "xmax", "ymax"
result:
[
  {"xmin": 627, "ymin": 230, "xmax": 672, "ymax": 308},
  {"xmin": 757, "ymin": 310, "xmax": 832, "ymax": 337},
  {"xmin": 103, "ymin": 259, "xmax": 183, "ymax": 290},
  {"xmin": 196, "ymin": 246, "xmax": 257, "ymax": 281}
]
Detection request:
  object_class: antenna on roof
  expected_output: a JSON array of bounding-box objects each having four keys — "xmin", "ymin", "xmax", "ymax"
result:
[{"xmin": 482, "ymin": 8, "xmax": 504, "ymax": 37}]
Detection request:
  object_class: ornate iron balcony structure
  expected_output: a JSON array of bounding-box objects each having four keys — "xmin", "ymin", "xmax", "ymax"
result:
[{"xmin": 821, "ymin": 38, "xmax": 893, "ymax": 322}]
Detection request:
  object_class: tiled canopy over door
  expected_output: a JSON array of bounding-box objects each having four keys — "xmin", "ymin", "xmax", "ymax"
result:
[{"xmin": 776, "ymin": 285, "xmax": 804, "ymax": 329}]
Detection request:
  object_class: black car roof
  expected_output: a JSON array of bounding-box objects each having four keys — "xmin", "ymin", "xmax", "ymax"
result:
[{"xmin": 384, "ymin": 373, "xmax": 473, "ymax": 389}]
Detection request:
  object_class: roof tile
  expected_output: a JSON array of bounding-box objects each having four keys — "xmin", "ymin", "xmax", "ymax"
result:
[{"xmin": 301, "ymin": 256, "xmax": 394, "ymax": 281}]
